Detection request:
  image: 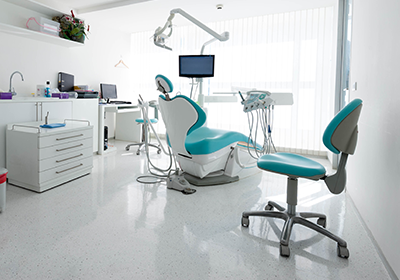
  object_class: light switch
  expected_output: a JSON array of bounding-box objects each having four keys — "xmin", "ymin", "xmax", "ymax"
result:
[{"xmin": 352, "ymin": 82, "xmax": 357, "ymax": 91}]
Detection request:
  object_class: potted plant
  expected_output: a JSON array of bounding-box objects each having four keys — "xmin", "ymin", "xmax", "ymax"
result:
[{"xmin": 53, "ymin": 10, "xmax": 89, "ymax": 43}]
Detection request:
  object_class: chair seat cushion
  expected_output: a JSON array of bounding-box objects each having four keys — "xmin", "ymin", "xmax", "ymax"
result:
[
  {"xmin": 135, "ymin": 118, "xmax": 158, "ymax": 124},
  {"xmin": 257, "ymin": 153, "xmax": 326, "ymax": 179},
  {"xmin": 185, "ymin": 127, "xmax": 248, "ymax": 155}
]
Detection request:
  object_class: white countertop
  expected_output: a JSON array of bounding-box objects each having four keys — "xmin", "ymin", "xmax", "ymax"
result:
[
  {"xmin": 7, "ymin": 120, "xmax": 92, "ymax": 135},
  {"xmin": 0, "ymin": 97, "xmax": 75, "ymax": 103}
]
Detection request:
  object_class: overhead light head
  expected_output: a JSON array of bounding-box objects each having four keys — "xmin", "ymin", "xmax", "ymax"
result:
[{"xmin": 153, "ymin": 19, "xmax": 174, "ymax": 51}]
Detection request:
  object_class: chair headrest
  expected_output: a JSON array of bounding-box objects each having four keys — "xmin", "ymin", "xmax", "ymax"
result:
[{"xmin": 155, "ymin": 74, "xmax": 173, "ymax": 93}]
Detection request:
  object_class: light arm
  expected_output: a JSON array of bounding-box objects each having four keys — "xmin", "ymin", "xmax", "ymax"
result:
[
  {"xmin": 170, "ymin": 8, "xmax": 229, "ymax": 42},
  {"xmin": 154, "ymin": 8, "xmax": 229, "ymax": 51}
]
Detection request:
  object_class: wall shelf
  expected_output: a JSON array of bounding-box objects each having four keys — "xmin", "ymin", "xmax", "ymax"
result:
[
  {"xmin": 0, "ymin": 0, "xmax": 83, "ymax": 47},
  {"xmin": 0, "ymin": 22, "xmax": 83, "ymax": 47},
  {"xmin": 3, "ymin": 0, "xmax": 70, "ymax": 17}
]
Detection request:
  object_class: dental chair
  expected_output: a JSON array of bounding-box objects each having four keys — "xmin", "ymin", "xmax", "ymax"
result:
[
  {"xmin": 241, "ymin": 98, "xmax": 363, "ymax": 258},
  {"xmin": 125, "ymin": 98, "xmax": 161, "ymax": 155},
  {"xmin": 156, "ymin": 74, "xmax": 258, "ymax": 186}
]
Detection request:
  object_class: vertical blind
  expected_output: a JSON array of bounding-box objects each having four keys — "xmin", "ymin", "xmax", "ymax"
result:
[{"xmin": 131, "ymin": 7, "xmax": 335, "ymax": 156}]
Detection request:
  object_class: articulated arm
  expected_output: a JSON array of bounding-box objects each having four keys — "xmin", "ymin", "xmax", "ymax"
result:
[{"xmin": 154, "ymin": 8, "xmax": 229, "ymax": 51}]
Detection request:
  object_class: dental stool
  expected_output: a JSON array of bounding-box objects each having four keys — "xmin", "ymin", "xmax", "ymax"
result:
[
  {"xmin": 125, "ymin": 101, "xmax": 161, "ymax": 155},
  {"xmin": 241, "ymin": 98, "xmax": 363, "ymax": 258}
]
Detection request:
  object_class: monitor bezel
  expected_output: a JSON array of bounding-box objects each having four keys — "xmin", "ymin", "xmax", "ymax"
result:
[
  {"xmin": 100, "ymin": 83, "xmax": 117, "ymax": 103},
  {"xmin": 179, "ymin": 55, "xmax": 215, "ymax": 78}
]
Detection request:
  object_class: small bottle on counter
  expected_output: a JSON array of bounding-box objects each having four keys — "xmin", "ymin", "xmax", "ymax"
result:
[{"xmin": 45, "ymin": 80, "xmax": 51, "ymax": 97}]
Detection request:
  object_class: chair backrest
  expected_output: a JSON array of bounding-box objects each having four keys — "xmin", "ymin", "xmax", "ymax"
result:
[
  {"xmin": 158, "ymin": 95, "xmax": 206, "ymax": 157},
  {"xmin": 322, "ymin": 99, "xmax": 363, "ymax": 155}
]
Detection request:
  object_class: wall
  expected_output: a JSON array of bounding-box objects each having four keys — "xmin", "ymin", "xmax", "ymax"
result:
[
  {"xmin": 0, "ymin": 1, "xmax": 134, "ymax": 102},
  {"xmin": 348, "ymin": 0, "xmax": 400, "ymax": 277}
]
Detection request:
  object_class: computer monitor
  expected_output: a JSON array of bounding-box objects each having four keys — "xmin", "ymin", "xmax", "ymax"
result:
[
  {"xmin": 179, "ymin": 55, "xmax": 215, "ymax": 78},
  {"xmin": 100, "ymin": 83, "xmax": 117, "ymax": 103}
]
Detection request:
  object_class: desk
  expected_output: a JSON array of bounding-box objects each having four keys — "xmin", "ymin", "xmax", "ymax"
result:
[{"xmin": 98, "ymin": 104, "xmax": 141, "ymax": 155}]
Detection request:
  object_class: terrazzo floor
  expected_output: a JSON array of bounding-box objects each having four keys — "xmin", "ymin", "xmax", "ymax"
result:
[{"xmin": 0, "ymin": 140, "xmax": 393, "ymax": 279}]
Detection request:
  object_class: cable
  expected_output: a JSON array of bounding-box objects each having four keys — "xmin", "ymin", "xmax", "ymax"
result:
[
  {"xmin": 244, "ymin": 103, "xmax": 276, "ymax": 159},
  {"xmin": 135, "ymin": 99, "xmax": 179, "ymax": 184},
  {"xmin": 190, "ymin": 78, "xmax": 194, "ymax": 99}
]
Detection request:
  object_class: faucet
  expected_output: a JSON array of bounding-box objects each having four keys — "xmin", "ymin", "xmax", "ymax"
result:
[{"xmin": 9, "ymin": 71, "xmax": 24, "ymax": 96}]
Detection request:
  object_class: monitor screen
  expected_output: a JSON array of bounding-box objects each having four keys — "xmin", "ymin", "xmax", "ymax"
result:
[
  {"xmin": 179, "ymin": 55, "xmax": 215, "ymax": 78},
  {"xmin": 100, "ymin": 83, "xmax": 117, "ymax": 102}
]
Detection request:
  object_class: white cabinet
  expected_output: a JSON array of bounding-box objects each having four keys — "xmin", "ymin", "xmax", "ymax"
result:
[
  {"xmin": 0, "ymin": 99, "xmax": 97, "ymax": 168},
  {"xmin": 41, "ymin": 100, "xmax": 73, "ymax": 121},
  {"xmin": 6, "ymin": 120, "xmax": 93, "ymax": 192},
  {"xmin": 0, "ymin": 100, "xmax": 72, "ymax": 168},
  {"xmin": 71, "ymin": 99, "xmax": 98, "ymax": 154}
]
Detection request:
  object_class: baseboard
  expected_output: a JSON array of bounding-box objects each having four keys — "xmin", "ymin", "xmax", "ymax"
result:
[{"xmin": 347, "ymin": 194, "xmax": 399, "ymax": 280}]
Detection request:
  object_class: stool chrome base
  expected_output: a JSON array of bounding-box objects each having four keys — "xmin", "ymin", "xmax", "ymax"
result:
[
  {"xmin": 125, "ymin": 142, "xmax": 161, "ymax": 155},
  {"xmin": 241, "ymin": 200, "xmax": 349, "ymax": 258}
]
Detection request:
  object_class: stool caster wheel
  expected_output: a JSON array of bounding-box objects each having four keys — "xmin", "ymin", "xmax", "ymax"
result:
[
  {"xmin": 157, "ymin": 149, "xmax": 161, "ymax": 154},
  {"xmin": 136, "ymin": 151, "xmax": 140, "ymax": 155},
  {"xmin": 280, "ymin": 244, "xmax": 290, "ymax": 257},
  {"xmin": 317, "ymin": 217, "xmax": 326, "ymax": 228},
  {"xmin": 337, "ymin": 244, "xmax": 349, "ymax": 259},
  {"xmin": 241, "ymin": 216, "xmax": 249, "ymax": 227},
  {"xmin": 265, "ymin": 203, "xmax": 274, "ymax": 211}
]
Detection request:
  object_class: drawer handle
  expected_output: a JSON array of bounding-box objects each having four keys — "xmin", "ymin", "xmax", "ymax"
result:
[
  {"xmin": 56, "ymin": 153, "xmax": 83, "ymax": 163},
  {"xmin": 56, "ymin": 134, "xmax": 84, "ymax": 141},
  {"xmin": 56, "ymin": 144, "xmax": 83, "ymax": 152},
  {"xmin": 56, "ymin": 163, "xmax": 83, "ymax": 174}
]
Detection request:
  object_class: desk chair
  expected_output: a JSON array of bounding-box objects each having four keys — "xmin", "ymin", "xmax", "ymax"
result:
[
  {"xmin": 241, "ymin": 99, "xmax": 363, "ymax": 258},
  {"xmin": 125, "ymin": 100, "xmax": 161, "ymax": 155}
]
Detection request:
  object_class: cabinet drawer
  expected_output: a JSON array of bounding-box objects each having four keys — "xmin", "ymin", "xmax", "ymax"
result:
[
  {"xmin": 39, "ymin": 127, "xmax": 92, "ymax": 148},
  {"xmin": 39, "ymin": 146, "xmax": 93, "ymax": 172},
  {"xmin": 39, "ymin": 138, "xmax": 92, "ymax": 160},
  {"xmin": 39, "ymin": 156, "xmax": 93, "ymax": 184}
]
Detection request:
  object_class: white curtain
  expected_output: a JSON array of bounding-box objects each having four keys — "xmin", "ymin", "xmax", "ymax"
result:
[{"xmin": 131, "ymin": 7, "xmax": 335, "ymax": 156}]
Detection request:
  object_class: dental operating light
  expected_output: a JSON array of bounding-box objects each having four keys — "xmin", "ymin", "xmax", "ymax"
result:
[{"xmin": 153, "ymin": 8, "xmax": 229, "ymax": 51}]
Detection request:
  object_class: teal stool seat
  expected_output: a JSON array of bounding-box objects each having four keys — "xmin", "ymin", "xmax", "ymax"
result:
[
  {"xmin": 126, "ymin": 108, "xmax": 161, "ymax": 155},
  {"xmin": 185, "ymin": 127, "xmax": 248, "ymax": 155},
  {"xmin": 257, "ymin": 153, "xmax": 326, "ymax": 179},
  {"xmin": 135, "ymin": 118, "xmax": 158, "ymax": 124}
]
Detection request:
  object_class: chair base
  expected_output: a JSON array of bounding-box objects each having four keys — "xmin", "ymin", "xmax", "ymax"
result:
[
  {"xmin": 183, "ymin": 172, "xmax": 239, "ymax": 186},
  {"xmin": 241, "ymin": 201, "xmax": 349, "ymax": 258},
  {"xmin": 125, "ymin": 142, "xmax": 161, "ymax": 155}
]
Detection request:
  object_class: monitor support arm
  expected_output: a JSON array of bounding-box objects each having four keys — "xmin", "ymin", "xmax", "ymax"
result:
[{"xmin": 154, "ymin": 8, "xmax": 230, "ymax": 108}]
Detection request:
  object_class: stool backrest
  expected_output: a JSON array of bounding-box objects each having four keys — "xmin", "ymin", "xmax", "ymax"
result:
[{"xmin": 322, "ymin": 99, "xmax": 363, "ymax": 155}]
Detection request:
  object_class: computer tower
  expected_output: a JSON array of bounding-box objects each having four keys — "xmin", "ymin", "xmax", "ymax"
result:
[{"xmin": 104, "ymin": 126, "xmax": 108, "ymax": 151}]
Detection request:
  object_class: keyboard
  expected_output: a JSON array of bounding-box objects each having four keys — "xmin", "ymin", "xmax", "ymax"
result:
[{"xmin": 109, "ymin": 101, "xmax": 132, "ymax": 104}]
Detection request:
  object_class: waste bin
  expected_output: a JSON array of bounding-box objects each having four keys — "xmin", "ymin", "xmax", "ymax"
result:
[{"xmin": 0, "ymin": 168, "xmax": 7, "ymax": 213}]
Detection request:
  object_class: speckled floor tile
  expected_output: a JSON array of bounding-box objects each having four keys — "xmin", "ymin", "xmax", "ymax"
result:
[{"xmin": 0, "ymin": 140, "xmax": 392, "ymax": 279}]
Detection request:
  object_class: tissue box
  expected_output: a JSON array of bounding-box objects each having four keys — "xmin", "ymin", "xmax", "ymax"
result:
[
  {"xmin": 26, "ymin": 17, "xmax": 60, "ymax": 37},
  {"xmin": 0, "ymin": 92, "xmax": 12, "ymax": 99},
  {"xmin": 52, "ymin": 93, "xmax": 69, "ymax": 99}
]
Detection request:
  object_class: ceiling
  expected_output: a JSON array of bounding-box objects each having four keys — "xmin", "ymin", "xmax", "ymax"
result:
[{"xmin": 52, "ymin": 0, "xmax": 337, "ymax": 34}]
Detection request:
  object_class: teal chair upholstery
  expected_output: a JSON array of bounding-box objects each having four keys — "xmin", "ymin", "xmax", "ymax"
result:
[{"xmin": 241, "ymin": 99, "xmax": 363, "ymax": 258}]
